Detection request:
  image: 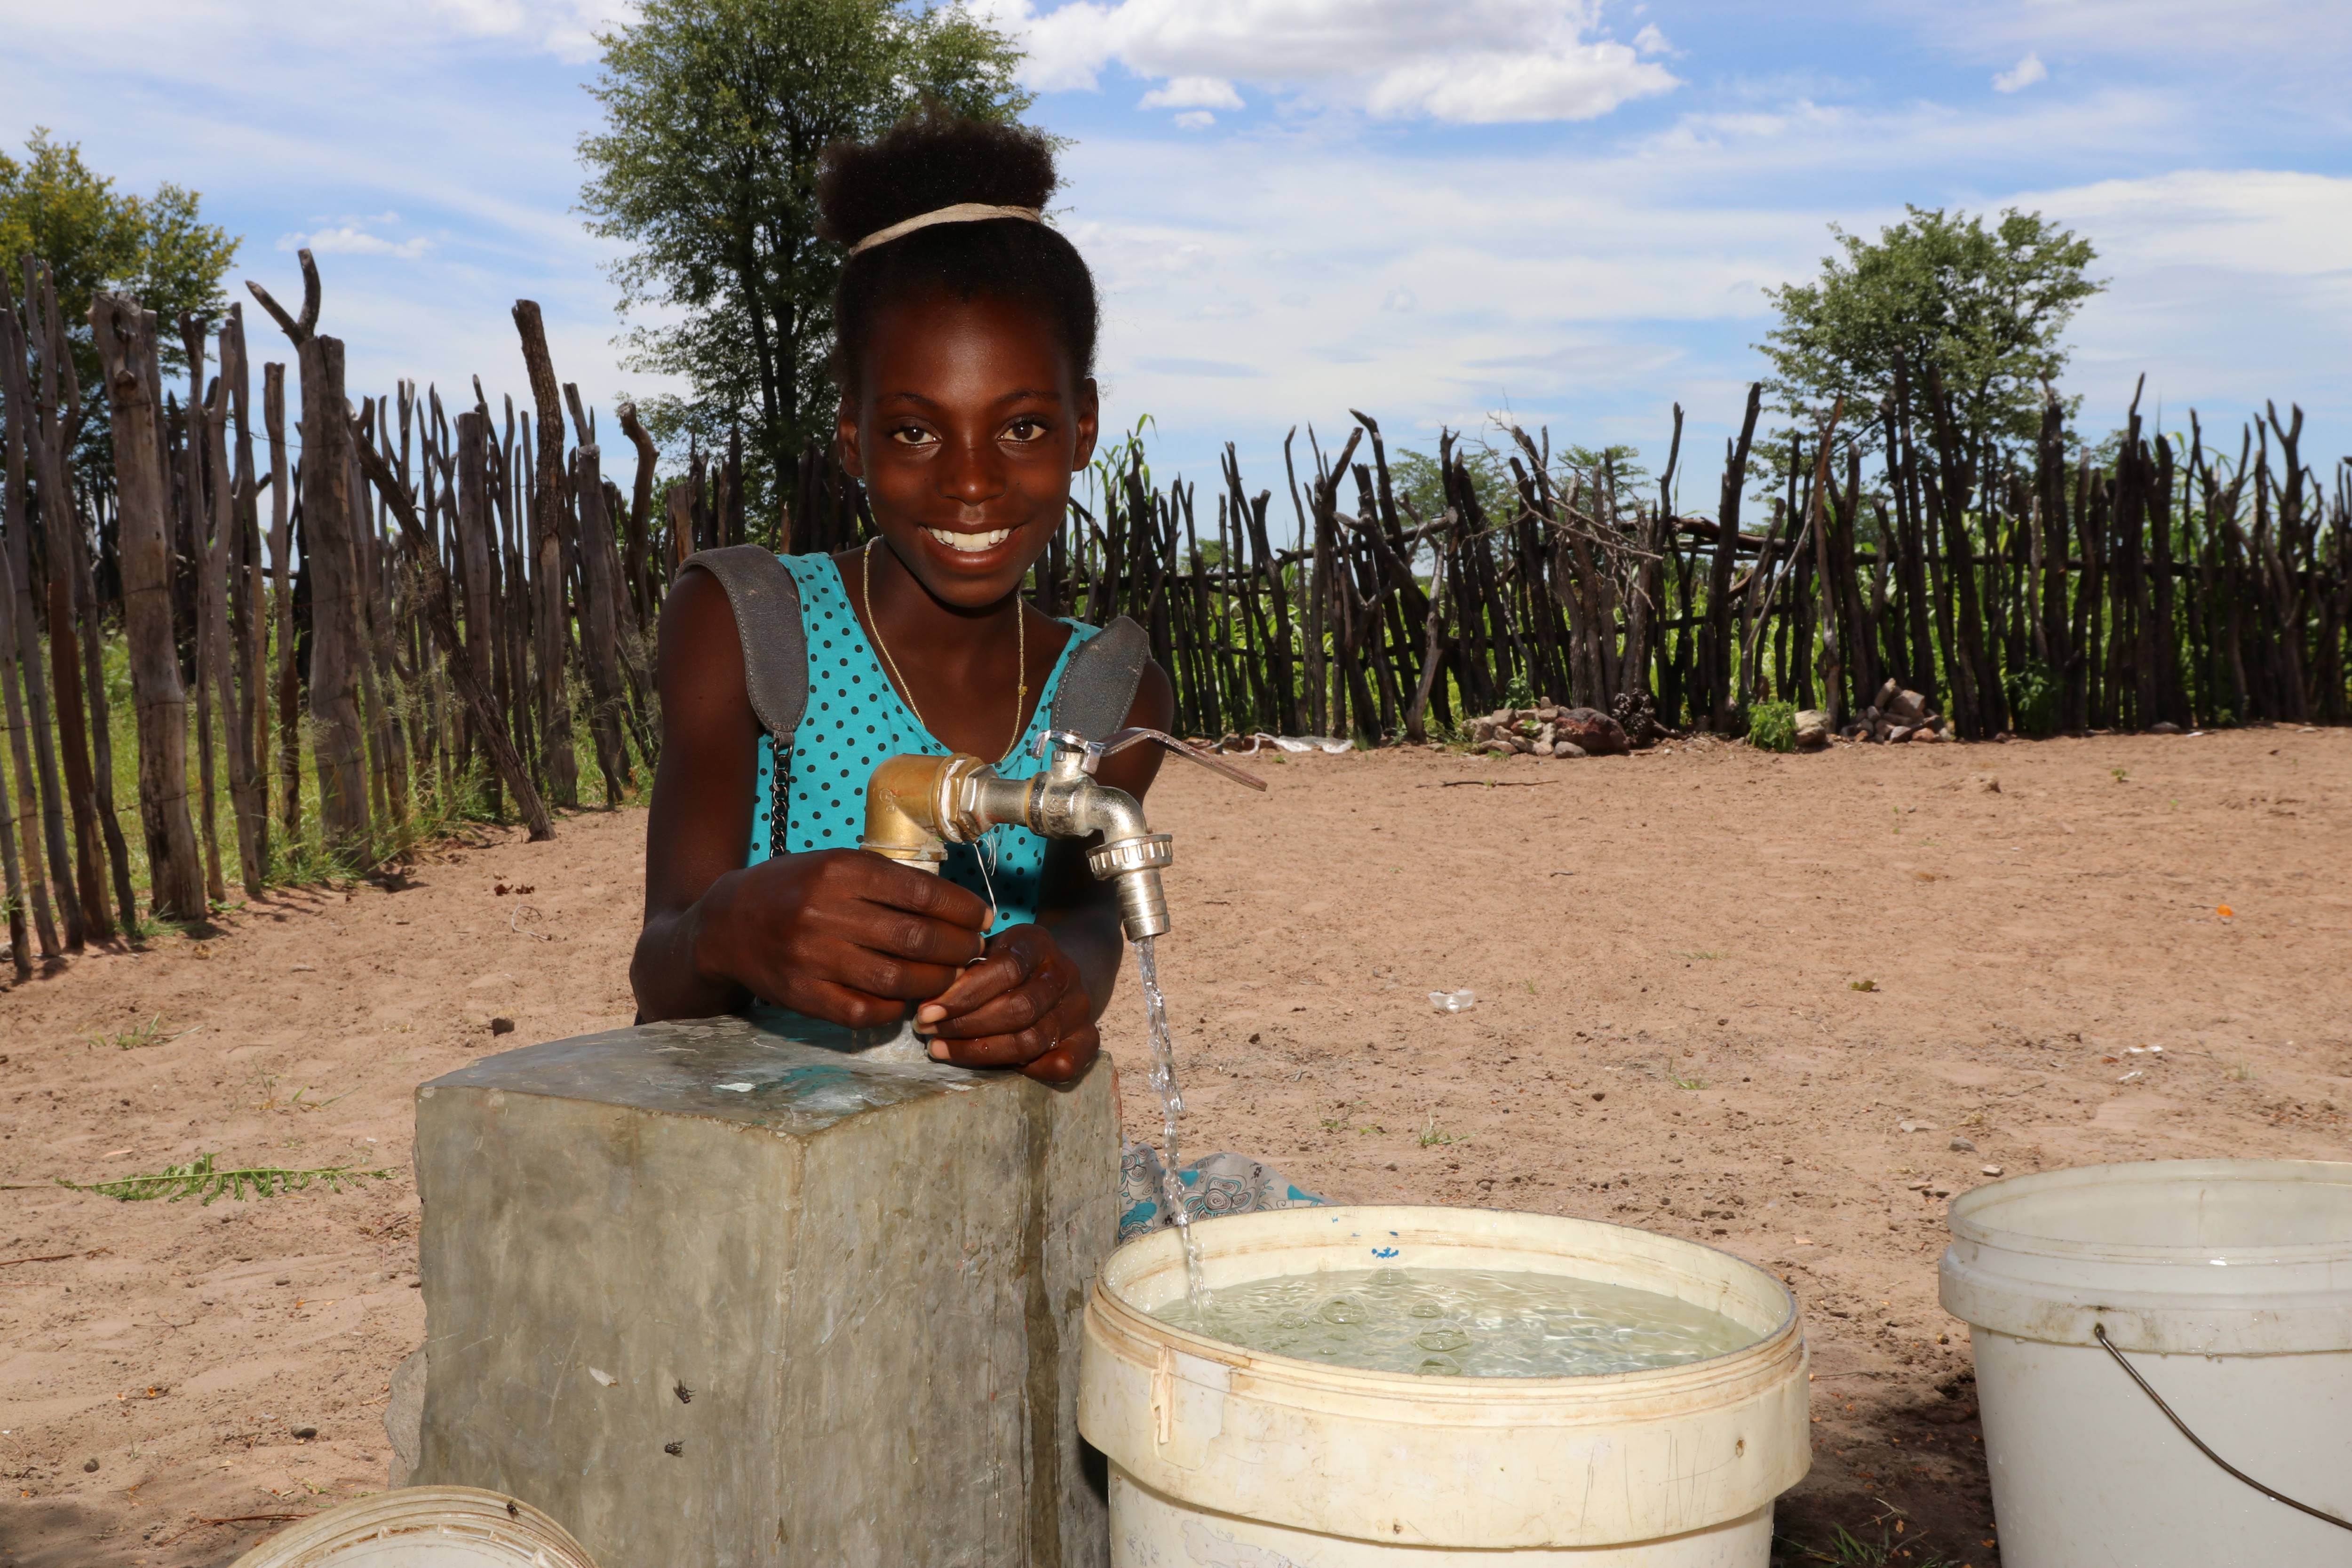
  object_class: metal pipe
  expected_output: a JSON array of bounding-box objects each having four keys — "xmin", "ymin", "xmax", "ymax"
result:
[{"xmin": 858, "ymin": 752, "xmax": 961, "ymax": 864}]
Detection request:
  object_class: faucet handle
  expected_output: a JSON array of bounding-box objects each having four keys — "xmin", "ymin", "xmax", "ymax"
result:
[
  {"xmin": 1031, "ymin": 728, "xmax": 1105, "ymax": 768},
  {"xmin": 1093, "ymin": 727, "xmax": 1269, "ymax": 792}
]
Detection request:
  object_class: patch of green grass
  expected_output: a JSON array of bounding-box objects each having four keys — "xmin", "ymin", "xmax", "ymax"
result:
[
  {"xmin": 2002, "ymin": 658, "xmax": 2060, "ymax": 738},
  {"xmin": 2110, "ymin": 765, "xmax": 2130, "ymax": 783},
  {"xmin": 91, "ymin": 1013, "xmax": 171, "ymax": 1051},
  {"xmin": 1849, "ymin": 979, "xmax": 1879, "ymax": 993},
  {"xmin": 1677, "ymin": 948, "xmax": 1731, "ymax": 961},
  {"xmin": 1748, "ymin": 700, "xmax": 1798, "ymax": 753},
  {"xmin": 1418, "ymin": 1113, "xmax": 1466, "ymax": 1147},
  {"xmin": 2227, "ymin": 1062, "xmax": 2256, "ymax": 1082},
  {"xmin": 1668, "ymin": 1066, "xmax": 1708, "ymax": 1090},
  {"xmin": 56, "ymin": 1152, "xmax": 396, "ymax": 1205}
]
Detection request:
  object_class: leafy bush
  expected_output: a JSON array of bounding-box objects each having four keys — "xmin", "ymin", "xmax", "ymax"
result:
[
  {"xmin": 2003, "ymin": 659, "xmax": 2060, "ymax": 737},
  {"xmin": 1747, "ymin": 700, "xmax": 1798, "ymax": 753}
]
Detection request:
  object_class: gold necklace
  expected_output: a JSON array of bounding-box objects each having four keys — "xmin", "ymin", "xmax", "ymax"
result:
[{"xmin": 863, "ymin": 538, "xmax": 1028, "ymax": 763}]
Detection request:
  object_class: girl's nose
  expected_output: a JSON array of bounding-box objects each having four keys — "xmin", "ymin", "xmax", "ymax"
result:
[{"xmin": 940, "ymin": 434, "xmax": 1007, "ymax": 506}]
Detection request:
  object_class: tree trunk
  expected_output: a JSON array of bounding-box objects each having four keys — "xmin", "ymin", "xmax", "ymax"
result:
[
  {"xmin": 90, "ymin": 295, "xmax": 206, "ymax": 920},
  {"xmin": 571, "ymin": 441, "xmax": 631, "ymax": 800},
  {"xmin": 264, "ymin": 368, "xmax": 302, "ymax": 840},
  {"xmin": 453, "ymin": 411, "xmax": 502, "ymax": 815},
  {"xmin": 204, "ymin": 322, "xmax": 265, "ymax": 894},
  {"xmin": 0, "ymin": 455, "xmax": 60, "ymax": 960},
  {"xmin": 1706, "ymin": 385, "xmax": 1762, "ymax": 728},
  {"xmin": 512, "ymin": 301, "xmax": 579, "ymax": 806}
]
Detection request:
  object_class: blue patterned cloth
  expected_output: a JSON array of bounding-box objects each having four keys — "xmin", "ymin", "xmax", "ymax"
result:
[
  {"xmin": 1119, "ymin": 1147, "xmax": 1328, "ymax": 1242},
  {"xmin": 748, "ymin": 551, "xmax": 1092, "ymax": 932}
]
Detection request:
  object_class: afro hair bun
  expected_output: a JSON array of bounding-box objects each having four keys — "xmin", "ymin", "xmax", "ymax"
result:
[
  {"xmin": 817, "ymin": 108, "xmax": 1059, "ymax": 247},
  {"xmin": 819, "ymin": 108, "xmax": 1098, "ymax": 390}
]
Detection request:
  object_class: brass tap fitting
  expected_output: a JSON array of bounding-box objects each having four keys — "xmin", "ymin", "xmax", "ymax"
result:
[{"xmin": 856, "ymin": 729, "xmax": 1263, "ymax": 942}]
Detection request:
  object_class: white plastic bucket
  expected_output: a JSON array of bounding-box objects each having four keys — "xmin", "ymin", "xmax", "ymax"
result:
[
  {"xmin": 227, "ymin": 1487, "xmax": 598, "ymax": 1567},
  {"xmin": 1940, "ymin": 1159, "xmax": 2352, "ymax": 1567},
  {"xmin": 1079, "ymin": 1205, "xmax": 1811, "ymax": 1564}
]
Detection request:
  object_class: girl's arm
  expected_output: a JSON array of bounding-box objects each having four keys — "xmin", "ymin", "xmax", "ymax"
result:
[{"xmin": 631, "ymin": 571, "xmax": 992, "ymax": 1025}]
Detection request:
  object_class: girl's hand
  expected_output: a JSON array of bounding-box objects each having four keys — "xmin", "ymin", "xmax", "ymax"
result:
[
  {"xmin": 696, "ymin": 849, "xmax": 992, "ymax": 1027},
  {"xmin": 914, "ymin": 923, "xmax": 1099, "ymax": 1083}
]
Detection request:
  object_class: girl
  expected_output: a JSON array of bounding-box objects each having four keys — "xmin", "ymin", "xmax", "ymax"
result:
[{"xmin": 630, "ymin": 110, "xmax": 1170, "ymax": 1086}]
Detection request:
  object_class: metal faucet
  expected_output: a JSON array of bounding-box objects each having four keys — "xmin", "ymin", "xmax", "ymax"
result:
[{"xmin": 860, "ymin": 730, "xmax": 1265, "ymax": 941}]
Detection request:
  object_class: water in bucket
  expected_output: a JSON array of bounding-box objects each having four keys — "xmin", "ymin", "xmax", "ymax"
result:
[{"xmin": 1150, "ymin": 1264, "xmax": 1759, "ymax": 1376}]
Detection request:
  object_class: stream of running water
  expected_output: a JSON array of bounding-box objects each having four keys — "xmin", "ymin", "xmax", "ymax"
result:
[{"xmin": 1133, "ymin": 935, "xmax": 1207, "ymax": 1307}]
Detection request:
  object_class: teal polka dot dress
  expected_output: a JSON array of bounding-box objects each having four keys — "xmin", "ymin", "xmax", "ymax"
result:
[{"xmin": 748, "ymin": 552, "xmax": 1096, "ymax": 933}]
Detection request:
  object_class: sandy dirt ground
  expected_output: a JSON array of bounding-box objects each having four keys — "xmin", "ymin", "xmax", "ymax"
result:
[{"xmin": 2, "ymin": 726, "xmax": 2347, "ymax": 1567}]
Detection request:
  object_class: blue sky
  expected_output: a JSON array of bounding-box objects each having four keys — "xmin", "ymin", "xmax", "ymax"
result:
[{"xmin": 4, "ymin": 0, "xmax": 2346, "ymax": 503}]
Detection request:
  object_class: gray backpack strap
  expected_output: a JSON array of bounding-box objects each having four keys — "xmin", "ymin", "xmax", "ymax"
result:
[
  {"xmin": 681, "ymin": 545, "xmax": 806, "ymax": 744},
  {"xmin": 1050, "ymin": 614, "xmax": 1152, "ymax": 742}
]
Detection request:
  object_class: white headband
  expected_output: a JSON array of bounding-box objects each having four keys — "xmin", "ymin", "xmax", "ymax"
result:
[{"xmin": 848, "ymin": 202, "xmax": 1043, "ymax": 256}]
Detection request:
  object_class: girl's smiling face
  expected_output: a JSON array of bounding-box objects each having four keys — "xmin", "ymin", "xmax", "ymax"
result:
[{"xmin": 838, "ymin": 289, "xmax": 1099, "ymax": 610}]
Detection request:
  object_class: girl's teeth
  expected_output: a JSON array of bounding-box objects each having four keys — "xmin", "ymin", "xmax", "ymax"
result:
[{"xmin": 926, "ymin": 527, "xmax": 1011, "ymax": 553}]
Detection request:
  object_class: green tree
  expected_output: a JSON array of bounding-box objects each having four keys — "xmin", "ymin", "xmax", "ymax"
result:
[
  {"xmin": 1758, "ymin": 205, "xmax": 2101, "ymax": 460},
  {"xmin": 580, "ymin": 0, "xmax": 1033, "ymax": 489},
  {"xmin": 0, "ymin": 127, "xmax": 239, "ymax": 375}
]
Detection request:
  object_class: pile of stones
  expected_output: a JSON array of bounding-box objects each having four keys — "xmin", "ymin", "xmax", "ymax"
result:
[
  {"xmin": 1464, "ymin": 704, "xmax": 1632, "ymax": 758},
  {"xmin": 1796, "ymin": 678, "xmax": 1951, "ymax": 748}
]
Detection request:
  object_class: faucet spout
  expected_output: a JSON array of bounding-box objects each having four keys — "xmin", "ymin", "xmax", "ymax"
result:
[{"xmin": 1070, "ymin": 782, "xmax": 1173, "ymax": 943}]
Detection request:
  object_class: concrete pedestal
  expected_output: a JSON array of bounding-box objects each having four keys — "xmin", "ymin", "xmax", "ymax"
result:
[{"xmin": 410, "ymin": 1013, "xmax": 1117, "ymax": 1568}]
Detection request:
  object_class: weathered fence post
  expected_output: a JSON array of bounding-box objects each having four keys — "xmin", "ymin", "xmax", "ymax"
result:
[
  {"xmin": 90, "ymin": 294, "xmax": 207, "ymax": 921},
  {"xmin": 251, "ymin": 252, "xmax": 372, "ymax": 863}
]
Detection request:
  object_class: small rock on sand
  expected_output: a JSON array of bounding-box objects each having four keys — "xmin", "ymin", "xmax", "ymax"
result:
[{"xmin": 1555, "ymin": 707, "xmax": 1630, "ymax": 756}]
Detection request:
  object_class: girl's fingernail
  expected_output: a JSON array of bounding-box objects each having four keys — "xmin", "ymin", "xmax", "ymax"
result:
[
  {"xmin": 917, "ymin": 1005, "xmax": 944, "ymax": 1023},
  {"xmin": 928, "ymin": 1040, "xmax": 948, "ymax": 1061}
]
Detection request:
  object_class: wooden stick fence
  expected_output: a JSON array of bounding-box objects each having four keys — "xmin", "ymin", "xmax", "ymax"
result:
[{"xmin": 1, "ymin": 247, "xmax": 2347, "ymax": 975}]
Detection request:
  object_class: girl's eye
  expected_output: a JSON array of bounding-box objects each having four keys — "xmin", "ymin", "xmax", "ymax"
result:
[
  {"xmin": 889, "ymin": 425, "xmax": 937, "ymax": 447},
  {"xmin": 1004, "ymin": 418, "xmax": 1049, "ymax": 443}
]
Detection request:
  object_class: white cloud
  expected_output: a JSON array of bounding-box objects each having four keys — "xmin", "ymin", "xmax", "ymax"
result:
[
  {"xmin": 0, "ymin": 0, "xmax": 633, "ymax": 65},
  {"xmin": 426, "ymin": 0, "xmax": 635, "ymax": 61},
  {"xmin": 1138, "ymin": 75, "xmax": 1243, "ymax": 111},
  {"xmin": 1047, "ymin": 88, "xmax": 2352, "ymax": 481},
  {"xmin": 280, "ymin": 222, "xmax": 434, "ymax": 261},
  {"xmin": 1993, "ymin": 52, "xmax": 2047, "ymax": 93},
  {"xmin": 981, "ymin": 0, "xmax": 1679, "ymax": 122},
  {"xmin": 1172, "ymin": 110, "xmax": 1218, "ymax": 130},
  {"xmin": 1365, "ymin": 40, "xmax": 1670, "ymax": 122}
]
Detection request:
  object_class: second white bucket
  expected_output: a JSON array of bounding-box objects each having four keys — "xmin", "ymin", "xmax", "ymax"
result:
[
  {"xmin": 1940, "ymin": 1159, "xmax": 2352, "ymax": 1568},
  {"xmin": 1079, "ymin": 1205, "xmax": 1810, "ymax": 1565}
]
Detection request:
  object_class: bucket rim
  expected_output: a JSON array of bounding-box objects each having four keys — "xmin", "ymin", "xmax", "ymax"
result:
[
  {"xmin": 224, "ymin": 1485, "xmax": 596, "ymax": 1568},
  {"xmin": 1948, "ymin": 1158, "xmax": 2352, "ymax": 1265},
  {"xmin": 1096, "ymin": 1203, "xmax": 1799, "ymax": 1395}
]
